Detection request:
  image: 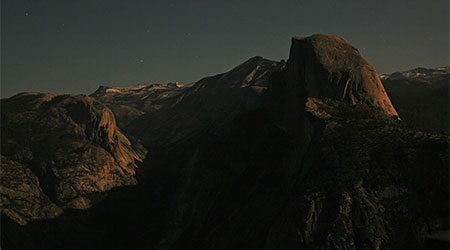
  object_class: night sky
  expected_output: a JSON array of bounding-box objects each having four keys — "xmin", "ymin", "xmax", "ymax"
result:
[{"xmin": 2, "ymin": 0, "xmax": 448, "ymax": 98}]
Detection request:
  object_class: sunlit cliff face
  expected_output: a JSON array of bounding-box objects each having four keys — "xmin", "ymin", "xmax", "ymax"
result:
[{"xmin": 287, "ymin": 34, "xmax": 398, "ymax": 117}]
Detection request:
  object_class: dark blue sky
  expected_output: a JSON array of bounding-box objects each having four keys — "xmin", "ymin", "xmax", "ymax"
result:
[{"xmin": 2, "ymin": 0, "xmax": 448, "ymax": 97}]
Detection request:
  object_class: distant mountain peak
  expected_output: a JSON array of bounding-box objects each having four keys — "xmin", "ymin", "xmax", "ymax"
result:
[{"xmin": 380, "ymin": 66, "xmax": 450, "ymax": 83}]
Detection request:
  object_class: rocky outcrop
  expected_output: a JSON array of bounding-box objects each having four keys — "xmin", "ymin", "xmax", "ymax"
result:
[
  {"xmin": 0, "ymin": 156, "xmax": 63, "ymax": 225},
  {"xmin": 1, "ymin": 93, "xmax": 145, "ymax": 224},
  {"xmin": 167, "ymin": 82, "xmax": 183, "ymax": 88}
]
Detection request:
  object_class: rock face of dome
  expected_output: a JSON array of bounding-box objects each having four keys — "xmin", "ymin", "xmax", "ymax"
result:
[{"xmin": 285, "ymin": 34, "xmax": 398, "ymax": 117}]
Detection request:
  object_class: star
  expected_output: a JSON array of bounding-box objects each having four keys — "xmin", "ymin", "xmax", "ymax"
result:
[{"xmin": 25, "ymin": 12, "xmax": 30, "ymax": 16}]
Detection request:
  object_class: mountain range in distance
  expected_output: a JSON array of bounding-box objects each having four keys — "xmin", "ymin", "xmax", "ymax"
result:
[
  {"xmin": 90, "ymin": 63, "xmax": 449, "ymax": 135},
  {"xmin": 380, "ymin": 66, "xmax": 449, "ymax": 135},
  {"xmin": 1, "ymin": 34, "xmax": 448, "ymax": 250},
  {"xmin": 380, "ymin": 66, "xmax": 449, "ymax": 83}
]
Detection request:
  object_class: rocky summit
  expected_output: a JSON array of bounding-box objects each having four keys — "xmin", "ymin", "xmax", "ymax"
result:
[
  {"xmin": 1, "ymin": 34, "xmax": 448, "ymax": 250},
  {"xmin": 285, "ymin": 34, "xmax": 398, "ymax": 117}
]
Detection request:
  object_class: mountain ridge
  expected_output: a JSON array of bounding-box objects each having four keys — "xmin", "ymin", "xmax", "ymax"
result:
[{"xmin": 380, "ymin": 66, "xmax": 449, "ymax": 83}]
